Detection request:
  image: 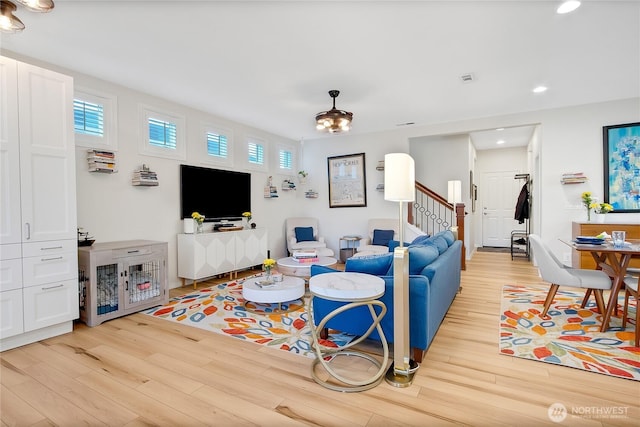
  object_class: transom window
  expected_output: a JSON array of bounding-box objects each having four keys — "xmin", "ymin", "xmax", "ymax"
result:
[
  {"xmin": 207, "ymin": 131, "xmax": 228, "ymax": 158},
  {"xmin": 139, "ymin": 106, "xmax": 185, "ymax": 160},
  {"xmin": 279, "ymin": 149, "xmax": 292, "ymax": 170},
  {"xmin": 148, "ymin": 117, "xmax": 177, "ymax": 149},
  {"xmin": 74, "ymin": 99, "xmax": 104, "ymax": 137},
  {"xmin": 248, "ymin": 139, "xmax": 265, "ymax": 165},
  {"xmin": 73, "ymin": 88, "xmax": 117, "ymax": 150}
]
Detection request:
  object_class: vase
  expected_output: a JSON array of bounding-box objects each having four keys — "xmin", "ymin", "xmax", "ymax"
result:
[
  {"xmin": 196, "ymin": 222, "xmax": 204, "ymax": 233},
  {"xmin": 586, "ymin": 209, "xmax": 591, "ymax": 222},
  {"xmin": 594, "ymin": 213, "xmax": 606, "ymax": 224}
]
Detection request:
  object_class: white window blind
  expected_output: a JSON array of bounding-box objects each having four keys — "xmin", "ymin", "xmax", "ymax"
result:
[
  {"xmin": 74, "ymin": 99, "xmax": 104, "ymax": 137},
  {"xmin": 279, "ymin": 149, "xmax": 293, "ymax": 170},
  {"xmin": 207, "ymin": 131, "xmax": 228, "ymax": 158},
  {"xmin": 148, "ymin": 117, "xmax": 177, "ymax": 149},
  {"xmin": 248, "ymin": 141, "xmax": 264, "ymax": 165}
]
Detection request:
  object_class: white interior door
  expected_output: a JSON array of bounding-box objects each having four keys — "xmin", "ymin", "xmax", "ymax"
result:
[{"xmin": 482, "ymin": 171, "xmax": 523, "ymax": 247}]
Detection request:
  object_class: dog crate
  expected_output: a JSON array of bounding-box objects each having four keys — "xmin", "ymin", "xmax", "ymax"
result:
[{"xmin": 78, "ymin": 240, "xmax": 168, "ymax": 326}]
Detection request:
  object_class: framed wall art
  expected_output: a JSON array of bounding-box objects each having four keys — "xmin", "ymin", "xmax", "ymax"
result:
[
  {"xmin": 327, "ymin": 152, "xmax": 367, "ymax": 208},
  {"xmin": 603, "ymin": 122, "xmax": 640, "ymax": 213}
]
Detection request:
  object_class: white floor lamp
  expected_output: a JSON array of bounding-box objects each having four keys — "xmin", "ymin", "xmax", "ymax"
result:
[
  {"xmin": 383, "ymin": 153, "xmax": 418, "ymax": 387},
  {"xmin": 447, "ymin": 180, "xmax": 462, "ymax": 239}
]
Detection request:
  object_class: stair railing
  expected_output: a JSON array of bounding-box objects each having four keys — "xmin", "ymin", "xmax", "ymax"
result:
[{"xmin": 407, "ymin": 181, "xmax": 466, "ymax": 270}]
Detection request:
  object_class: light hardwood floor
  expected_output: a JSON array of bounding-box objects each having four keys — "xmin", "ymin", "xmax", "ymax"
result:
[{"xmin": 1, "ymin": 252, "xmax": 638, "ymax": 426}]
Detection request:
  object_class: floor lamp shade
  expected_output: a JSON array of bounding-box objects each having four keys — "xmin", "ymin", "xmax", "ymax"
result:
[
  {"xmin": 384, "ymin": 153, "xmax": 415, "ymax": 202},
  {"xmin": 447, "ymin": 180, "xmax": 462, "ymax": 204}
]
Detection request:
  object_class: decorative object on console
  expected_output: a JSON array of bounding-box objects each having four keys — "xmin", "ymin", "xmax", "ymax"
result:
[
  {"xmin": 384, "ymin": 152, "xmax": 418, "ymax": 387},
  {"xmin": 191, "ymin": 212, "xmax": 205, "ymax": 233},
  {"xmin": 242, "ymin": 211, "xmax": 252, "ymax": 229},
  {"xmin": 581, "ymin": 191, "xmax": 593, "ymax": 222},
  {"xmin": 315, "ymin": 90, "xmax": 353, "ymax": 133}
]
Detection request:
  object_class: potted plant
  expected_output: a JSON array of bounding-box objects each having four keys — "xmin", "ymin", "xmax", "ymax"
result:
[
  {"xmin": 590, "ymin": 202, "xmax": 613, "ymax": 223},
  {"xmin": 298, "ymin": 170, "xmax": 308, "ymax": 184}
]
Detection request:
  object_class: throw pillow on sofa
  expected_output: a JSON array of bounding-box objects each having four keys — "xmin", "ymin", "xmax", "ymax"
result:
[
  {"xmin": 372, "ymin": 229, "xmax": 395, "ymax": 246},
  {"xmin": 432, "ymin": 230, "xmax": 455, "ymax": 246},
  {"xmin": 430, "ymin": 235, "xmax": 449, "ymax": 254},
  {"xmin": 345, "ymin": 253, "xmax": 394, "ymax": 276},
  {"xmin": 294, "ymin": 226, "xmax": 314, "ymax": 242},
  {"xmin": 411, "ymin": 234, "xmax": 432, "ymax": 245},
  {"xmin": 387, "ymin": 243, "xmax": 440, "ymax": 275}
]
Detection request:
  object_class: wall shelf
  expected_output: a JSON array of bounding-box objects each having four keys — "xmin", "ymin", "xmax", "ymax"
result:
[
  {"xmin": 88, "ymin": 149, "xmax": 117, "ymax": 173},
  {"xmin": 132, "ymin": 164, "xmax": 158, "ymax": 186}
]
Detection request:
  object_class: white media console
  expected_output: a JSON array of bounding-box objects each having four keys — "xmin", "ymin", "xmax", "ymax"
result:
[{"xmin": 177, "ymin": 228, "xmax": 268, "ymax": 288}]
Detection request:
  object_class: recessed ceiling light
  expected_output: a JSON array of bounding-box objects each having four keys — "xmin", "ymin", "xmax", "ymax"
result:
[
  {"xmin": 496, "ymin": 128, "xmax": 504, "ymax": 131},
  {"xmin": 496, "ymin": 140, "xmax": 506, "ymax": 145},
  {"xmin": 557, "ymin": 1, "xmax": 581, "ymax": 14},
  {"xmin": 533, "ymin": 86, "xmax": 548, "ymax": 93}
]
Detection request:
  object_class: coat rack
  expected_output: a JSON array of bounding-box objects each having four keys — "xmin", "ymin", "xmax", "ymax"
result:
[{"xmin": 512, "ymin": 173, "xmax": 531, "ymax": 260}]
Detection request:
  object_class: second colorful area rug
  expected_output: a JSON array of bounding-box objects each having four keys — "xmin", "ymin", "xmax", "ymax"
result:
[
  {"xmin": 500, "ymin": 285, "xmax": 639, "ymax": 381},
  {"xmin": 143, "ymin": 275, "xmax": 353, "ymax": 358}
]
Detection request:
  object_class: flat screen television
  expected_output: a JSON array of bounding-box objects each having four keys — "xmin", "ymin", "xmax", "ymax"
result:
[{"xmin": 180, "ymin": 164, "xmax": 251, "ymax": 222}]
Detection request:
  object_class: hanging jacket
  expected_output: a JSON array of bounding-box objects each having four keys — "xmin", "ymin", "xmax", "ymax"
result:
[{"xmin": 514, "ymin": 183, "xmax": 529, "ymax": 224}]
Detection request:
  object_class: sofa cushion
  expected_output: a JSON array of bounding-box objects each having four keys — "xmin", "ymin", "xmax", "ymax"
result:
[
  {"xmin": 433, "ymin": 230, "xmax": 455, "ymax": 246},
  {"xmin": 431, "ymin": 235, "xmax": 449, "ymax": 254},
  {"xmin": 294, "ymin": 226, "xmax": 314, "ymax": 242},
  {"xmin": 345, "ymin": 253, "xmax": 394, "ymax": 276},
  {"xmin": 411, "ymin": 234, "xmax": 431, "ymax": 245},
  {"xmin": 387, "ymin": 240, "xmax": 411, "ymax": 252},
  {"xmin": 372, "ymin": 229, "xmax": 395, "ymax": 246},
  {"xmin": 387, "ymin": 243, "xmax": 440, "ymax": 275}
]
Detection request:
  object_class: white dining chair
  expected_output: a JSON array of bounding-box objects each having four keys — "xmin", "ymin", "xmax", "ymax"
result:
[
  {"xmin": 622, "ymin": 275, "xmax": 639, "ymax": 346},
  {"xmin": 528, "ymin": 234, "xmax": 612, "ymax": 318}
]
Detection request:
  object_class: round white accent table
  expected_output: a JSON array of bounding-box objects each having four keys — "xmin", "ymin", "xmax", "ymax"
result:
[
  {"xmin": 276, "ymin": 256, "xmax": 338, "ymax": 278},
  {"xmin": 307, "ymin": 272, "xmax": 388, "ymax": 392},
  {"xmin": 242, "ymin": 275, "xmax": 305, "ymax": 314}
]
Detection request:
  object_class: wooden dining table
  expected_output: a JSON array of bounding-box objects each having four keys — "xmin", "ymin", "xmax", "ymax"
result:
[{"xmin": 568, "ymin": 238, "xmax": 640, "ymax": 332}]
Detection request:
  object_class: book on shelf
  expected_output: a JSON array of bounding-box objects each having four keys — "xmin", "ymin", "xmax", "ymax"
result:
[
  {"xmin": 88, "ymin": 162, "xmax": 117, "ymax": 172},
  {"xmin": 561, "ymin": 172, "xmax": 587, "ymax": 184}
]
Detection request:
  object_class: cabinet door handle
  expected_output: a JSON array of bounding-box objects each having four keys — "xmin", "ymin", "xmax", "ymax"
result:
[
  {"xmin": 41, "ymin": 256, "xmax": 63, "ymax": 262},
  {"xmin": 42, "ymin": 284, "xmax": 64, "ymax": 290},
  {"xmin": 41, "ymin": 246, "xmax": 63, "ymax": 250},
  {"xmin": 25, "ymin": 223, "xmax": 31, "ymax": 240},
  {"xmin": 127, "ymin": 250, "xmax": 140, "ymax": 254}
]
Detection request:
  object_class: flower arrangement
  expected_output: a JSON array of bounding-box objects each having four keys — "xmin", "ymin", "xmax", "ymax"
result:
[
  {"xmin": 263, "ymin": 258, "xmax": 276, "ymax": 276},
  {"xmin": 581, "ymin": 192, "xmax": 593, "ymax": 221},
  {"xmin": 191, "ymin": 212, "xmax": 205, "ymax": 224},
  {"xmin": 242, "ymin": 211, "xmax": 252, "ymax": 222},
  {"xmin": 591, "ymin": 202, "xmax": 614, "ymax": 214}
]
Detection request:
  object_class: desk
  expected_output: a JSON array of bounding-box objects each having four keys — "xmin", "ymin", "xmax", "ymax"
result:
[
  {"xmin": 569, "ymin": 239, "xmax": 640, "ymax": 332},
  {"xmin": 307, "ymin": 272, "xmax": 388, "ymax": 392}
]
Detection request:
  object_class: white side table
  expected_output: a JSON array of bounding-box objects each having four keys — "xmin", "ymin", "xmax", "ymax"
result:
[
  {"xmin": 242, "ymin": 275, "xmax": 305, "ymax": 314},
  {"xmin": 307, "ymin": 272, "xmax": 388, "ymax": 392},
  {"xmin": 276, "ymin": 256, "xmax": 338, "ymax": 279}
]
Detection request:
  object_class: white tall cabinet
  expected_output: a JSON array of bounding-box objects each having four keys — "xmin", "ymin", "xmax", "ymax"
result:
[{"xmin": 0, "ymin": 55, "xmax": 78, "ymax": 351}]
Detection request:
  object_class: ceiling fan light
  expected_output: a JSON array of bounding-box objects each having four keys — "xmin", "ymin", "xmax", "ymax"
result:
[
  {"xmin": 15, "ymin": 0, "xmax": 54, "ymax": 12},
  {"xmin": 315, "ymin": 90, "xmax": 353, "ymax": 134},
  {"xmin": 0, "ymin": 1, "xmax": 25, "ymax": 33}
]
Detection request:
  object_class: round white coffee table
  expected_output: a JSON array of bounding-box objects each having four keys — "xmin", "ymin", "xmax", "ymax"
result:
[
  {"xmin": 242, "ymin": 275, "xmax": 305, "ymax": 314},
  {"xmin": 307, "ymin": 272, "xmax": 388, "ymax": 392},
  {"xmin": 276, "ymin": 256, "xmax": 338, "ymax": 278}
]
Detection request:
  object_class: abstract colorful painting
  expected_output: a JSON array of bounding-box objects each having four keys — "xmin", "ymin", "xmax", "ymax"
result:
[{"xmin": 603, "ymin": 122, "xmax": 640, "ymax": 212}]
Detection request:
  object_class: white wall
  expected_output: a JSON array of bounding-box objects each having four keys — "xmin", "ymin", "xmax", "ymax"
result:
[{"xmin": 312, "ymin": 98, "xmax": 639, "ymax": 265}]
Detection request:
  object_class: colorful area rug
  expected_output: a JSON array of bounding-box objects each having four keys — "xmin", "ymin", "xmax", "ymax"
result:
[
  {"xmin": 143, "ymin": 275, "xmax": 353, "ymax": 358},
  {"xmin": 500, "ymin": 285, "xmax": 639, "ymax": 381}
]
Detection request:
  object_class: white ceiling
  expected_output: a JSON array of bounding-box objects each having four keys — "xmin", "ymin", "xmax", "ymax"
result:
[{"xmin": 1, "ymin": 1, "xmax": 638, "ymax": 148}]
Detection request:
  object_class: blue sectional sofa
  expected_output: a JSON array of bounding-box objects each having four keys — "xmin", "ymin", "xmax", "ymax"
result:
[{"xmin": 310, "ymin": 230, "xmax": 462, "ymax": 363}]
